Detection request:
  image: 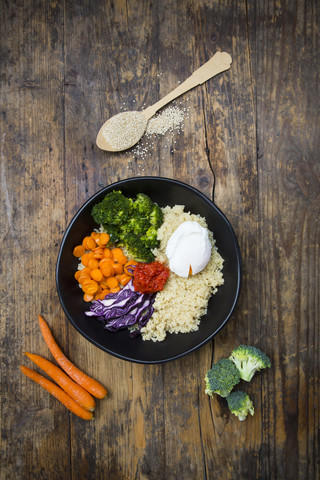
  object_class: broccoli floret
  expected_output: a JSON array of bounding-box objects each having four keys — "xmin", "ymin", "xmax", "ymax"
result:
[
  {"xmin": 91, "ymin": 191, "xmax": 132, "ymax": 226},
  {"xmin": 141, "ymin": 226, "xmax": 159, "ymax": 249},
  {"xmin": 132, "ymin": 193, "xmax": 154, "ymax": 216},
  {"xmin": 124, "ymin": 215, "xmax": 150, "ymax": 236},
  {"xmin": 226, "ymin": 390, "xmax": 254, "ymax": 421},
  {"xmin": 205, "ymin": 358, "xmax": 241, "ymax": 398},
  {"xmin": 91, "ymin": 191, "xmax": 163, "ymax": 261},
  {"xmin": 124, "ymin": 233, "xmax": 155, "ymax": 263},
  {"xmin": 149, "ymin": 204, "xmax": 163, "ymax": 228},
  {"xmin": 229, "ymin": 345, "xmax": 271, "ymax": 382}
]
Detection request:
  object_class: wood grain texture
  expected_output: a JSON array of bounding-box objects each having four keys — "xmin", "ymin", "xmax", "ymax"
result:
[{"xmin": 0, "ymin": 1, "xmax": 319, "ymax": 479}]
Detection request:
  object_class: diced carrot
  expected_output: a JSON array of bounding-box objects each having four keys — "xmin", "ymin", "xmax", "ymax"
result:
[
  {"xmin": 117, "ymin": 254, "xmax": 127, "ymax": 265},
  {"xmin": 80, "ymin": 267, "xmax": 92, "ymax": 276},
  {"xmin": 101, "ymin": 264, "xmax": 114, "ymax": 278},
  {"xmin": 106, "ymin": 277, "xmax": 119, "ymax": 289},
  {"xmin": 82, "ymin": 236, "xmax": 96, "ymax": 250},
  {"xmin": 78, "ymin": 274, "xmax": 92, "ymax": 284},
  {"xmin": 103, "ymin": 248, "xmax": 113, "ymax": 259},
  {"xmin": 111, "ymin": 248, "xmax": 124, "ymax": 262},
  {"xmin": 81, "ymin": 253, "xmax": 91, "ymax": 267},
  {"xmin": 118, "ymin": 274, "xmax": 131, "ymax": 286},
  {"xmin": 82, "ymin": 279, "xmax": 99, "ymax": 295},
  {"xmin": 73, "ymin": 245, "xmax": 86, "ymax": 257},
  {"xmin": 112, "ymin": 262, "xmax": 123, "ymax": 275},
  {"xmin": 110, "ymin": 286, "xmax": 120, "ymax": 293},
  {"xmin": 83, "ymin": 293, "xmax": 94, "ymax": 302},
  {"xmin": 99, "ymin": 257, "xmax": 113, "ymax": 268},
  {"xmin": 90, "ymin": 269, "xmax": 103, "ymax": 282},
  {"xmin": 92, "ymin": 247, "xmax": 104, "ymax": 259},
  {"xmin": 99, "ymin": 233, "xmax": 110, "ymax": 246},
  {"xmin": 88, "ymin": 258, "xmax": 99, "ymax": 270},
  {"xmin": 74, "ymin": 270, "xmax": 82, "ymax": 281},
  {"xmin": 124, "ymin": 260, "xmax": 138, "ymax": 276}
]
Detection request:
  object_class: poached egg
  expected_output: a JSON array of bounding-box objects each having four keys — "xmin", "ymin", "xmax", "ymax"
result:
[{"xmin": 165, "ymin": 221, "xmax": 212, "ymax": 278}]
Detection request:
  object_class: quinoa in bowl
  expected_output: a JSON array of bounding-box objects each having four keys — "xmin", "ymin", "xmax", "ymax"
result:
[{"xmin": 141, "ymin": 205, "xmax": 224, "ymax": 341}]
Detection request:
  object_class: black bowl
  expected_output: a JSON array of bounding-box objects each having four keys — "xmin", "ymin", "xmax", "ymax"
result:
[{"xmin": 56, "ymin": 177, "xmax": 241, "ymax": 364}]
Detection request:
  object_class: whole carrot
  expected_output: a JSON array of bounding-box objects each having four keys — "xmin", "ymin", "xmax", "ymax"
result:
[
  {"xmin": 38, "ymin": 315, "xmax": 108, "ymax": 399},
  {"xmin": 20, "ymin": 366, "xmax": 93, "ymax": 420},
  {"xmin": 24, "ymin": 352, "xmax": 96, "ymax": 412}
]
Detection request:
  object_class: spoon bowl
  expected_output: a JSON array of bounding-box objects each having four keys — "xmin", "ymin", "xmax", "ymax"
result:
[{"xmin": 96, "ymin": 111, "xmax": 148, "ymax": 151}]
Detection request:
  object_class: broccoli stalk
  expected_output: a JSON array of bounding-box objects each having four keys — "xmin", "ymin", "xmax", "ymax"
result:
[
  {"xmin": 226, "ymin": 390, "xmax": 254, "ymax": 421},
  {"xmin": 205, "ymin": 358, "xmax": 241, "ymax": 398},
  {"xmin": 229, "ymin": 345, "xmax": 271, "ymax": 382}
]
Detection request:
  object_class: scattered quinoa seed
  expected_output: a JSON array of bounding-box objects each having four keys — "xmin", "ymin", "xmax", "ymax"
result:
[{"xmin": 146, "ymin": 106, "xmax": 185, "ymax": 136}]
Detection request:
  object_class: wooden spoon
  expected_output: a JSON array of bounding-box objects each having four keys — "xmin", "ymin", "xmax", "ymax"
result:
[{"xmin": 96, "ymin": 51, "xmax": 232, "ymax": 152}]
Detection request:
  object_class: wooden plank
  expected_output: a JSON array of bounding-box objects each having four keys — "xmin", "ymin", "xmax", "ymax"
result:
[
  {"xmin": 0, "ymin": 1, "xmax": 70, "ymax": 479},
  {"xmin": 184, "ymin": 2, "xmax": 261, "ymax": 478},
  {"xmin": 247, "ymin": 1, "xmax": 320, "ymax": 478},
  {"xmin": 62, "ymin": 1, "xmax": 169, "ymax": 478}
]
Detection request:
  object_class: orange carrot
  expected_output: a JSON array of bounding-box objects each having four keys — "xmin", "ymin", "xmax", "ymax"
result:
[
  {"xmin": 24, "ymin": 352, "xmax": 96, "ymax": 412},
  {"xmin": 20, "ymin": 366, "xmax": 93, "ymax": 420},
  {"xmin": 73, "ymin": 245, "xmax": 86, "ymax": 258},
  {"xmin": 124, "ymin": 260, "xmax": 138, "ymax": 276},
  {"xmin": 38, "ymin": 315, "xmax": 108, "ymax": 399},
  {"xmin": 83, "ymin": 293, "xmax": 94, "ymax": 302},
  {"xmin": 81, "ymin": 279, "xmax": 99, "ymax": 295}
]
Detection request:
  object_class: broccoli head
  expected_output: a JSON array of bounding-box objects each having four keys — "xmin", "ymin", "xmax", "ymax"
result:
[
  {"xmin": 91, "ymin": 190, "xmax": 163, "ymax": 262},
  {"xmin": 91, "ymin": 191, "xmax": 132, "ymax": 226},
  {"xmin": 229, "ymin": 345, "xmax": 271, "ymax": 382},
  {"xmin": 205, "ymin": 358, "xmax": 241, "ymax": 398},
  {"xmin": 132, "ymin": 193, "xmax": 154, "ymax": 216},
  {"xmin": 149, "ymin": 204, "xmax": 163, "ymax": 228},
  {"xmin": 226, "ymin": 390, "xmax": 254, "ymax": 421},
  {"xmin": 141, "ymin": 226, "xmax": 159, "ymax": 250},
  {"xmin": 124, "ymin": 215, "xmax": 150, "ymax": 236},
  {"xmin": 124, "ymin": 233, "xmax": 155, "ymax": 263}
]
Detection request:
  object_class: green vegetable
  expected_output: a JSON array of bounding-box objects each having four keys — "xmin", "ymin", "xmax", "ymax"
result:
[
  {"xmin": 141, "ymin": 226, "xmax": 159, "ymax": 249},
  {"xmin": 205, "ymin": 358, "xmax": 241, "ymax": 398},
  {"xmin": 101, "ymin": 224, "xmax": 121, "ymax": 245},
  {"xmin": 91, "ymin": 191, "xmax": 132, "ymax": 226},
  {"xmin": 149, "ymin": 204, "xmax": 163, "ymax": 228},
  {"xmin": 229, "ymin": 345, "xmax": 271, "ymax": 382},
  {"xmin": 123, "ymin": 233, "xmax": 155, "ymax": 263},
  {"xmin": 132, "ymin": 193, "xmax": 154, "ymax": 216},
  {"xmin": 226, "ymin": 390, "xmax": 254, "ymax": 421},
  {"xmin": 91, "ymin": 191, "xmax": 164, "ymax": 262},
  {"xmin": 124, "ymin": 215, "xmax": 151, "ymax": 236}
]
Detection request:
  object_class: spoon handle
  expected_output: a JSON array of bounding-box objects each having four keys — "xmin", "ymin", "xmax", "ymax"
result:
[{"xmin": 143, "ymin": 51, "xmax": 232, "ymax": 120}]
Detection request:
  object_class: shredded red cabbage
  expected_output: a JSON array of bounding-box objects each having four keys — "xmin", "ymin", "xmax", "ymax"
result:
[{"xmin": 85, "ymin": 280, "xmax": 155, "ymax": 336}]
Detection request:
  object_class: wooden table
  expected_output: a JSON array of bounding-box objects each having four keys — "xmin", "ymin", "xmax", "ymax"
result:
[{"xmin": 1, "ymin": 1, "xmax": 319, "ymax": 479}]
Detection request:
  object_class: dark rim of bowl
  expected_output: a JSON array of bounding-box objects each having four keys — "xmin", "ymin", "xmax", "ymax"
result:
[{"xmin": 56, "ymin": 176, "xmax": 242, "ymax": 363}]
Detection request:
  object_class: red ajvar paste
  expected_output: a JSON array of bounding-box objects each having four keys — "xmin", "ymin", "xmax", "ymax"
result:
[{"xmin": 133, "ymin": 261, "xmax": 170, "ymax": 294}]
